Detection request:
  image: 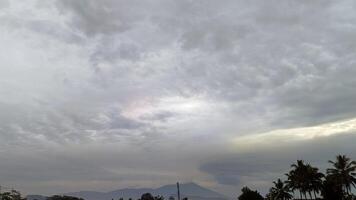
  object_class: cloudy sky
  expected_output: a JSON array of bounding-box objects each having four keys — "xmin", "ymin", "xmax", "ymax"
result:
[{"xmin": 1, "ymin": 0, "xmax": 356, "ymax": 197}]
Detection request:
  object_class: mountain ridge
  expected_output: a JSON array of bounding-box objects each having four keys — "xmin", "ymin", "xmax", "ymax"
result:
[{"xmin": 27, "ymin": 182, "xmax": 227, "ymax": 200}]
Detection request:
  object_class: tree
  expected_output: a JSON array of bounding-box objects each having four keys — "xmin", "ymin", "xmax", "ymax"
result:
[
  {"xmin": 286, "ymin": 160, "xmax": 309, "ymax": 199},
  {"xmin": 327, "ymin": 155, "xmax": 356, "ymax": 195},
  {"xmin": 154, "ymin": 195, "xmax": 164, "ymax": 200},
  {"xmin": 321, "ymin": 176, "xmax": 344, "ymax": 200},
  {"xmin": 307, "ymin": 165, "xmax": 324, "ymax": 199},
  {"xmin": 265, "ymin": 192, "xmax": 274, "ymax": 200},
  {"xmin": 268, "ymin": 179, "xmax": 293, "ymax": 200},
  {"xmin": 141, "ymin": 193, "xmax": 154, "ymax": 200},
  {"xmin": 285, "ymin": 160, "xmax": 325, "ymax": 199},
  {"xmin": 0, "ymin": 190, "xmax": 25, "ymax": 200},
  {"xmin": 237, "ymin": 187, "xmax": 264, "ymax": 200},
  {"xmin": 46, "ymin": 196, "xmax": 84, "ymax": 200}
]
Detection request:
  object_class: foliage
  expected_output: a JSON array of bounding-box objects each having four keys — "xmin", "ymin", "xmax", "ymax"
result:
[
  {"xmin": 137, "ymin": 193, "xmax": 165, "ymax": 200},
  {"xmin": 154, "ymin": 195, "xmax": 164, "ymax": 200},
  {"xmin": 320, "ymin": 176, "xmax": 344, "ymax": 200},
  {"xmin": 46, "ymin": 196, "xmax": 84, "ymax": 200},
  {"xmin": 237, "ymin": 187, "xmax": 264, "ymax": 200},
  {"xmin": 285, "ymin": 160, "xmax": 324, "ymax": 199},
  {"xmin": 0, "ymin": 190, "xmax": 25, "ymax": 200},
  {"xmin": 140, "ymin": 193, "xmax": 155, "ymax": 200},
  {"xmin": 327, "ymin": 155, "xmax": 356, "ymax": 195},
  {"xmin": 262, "ymin": 154, "xmax": 356, "ymax": 200},
  {"xmin": 267, "ymin": 179, "xmax": 293, "ymax": 200}
]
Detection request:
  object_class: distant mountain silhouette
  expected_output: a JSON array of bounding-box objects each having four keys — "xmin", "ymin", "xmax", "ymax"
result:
[
  {"xmin": 27, "ymin": 182, "xmax": 227, "ymax": 200},
  {"xmin": 26, "ymin": 195, "xmax": 47, "ymax": 200}
]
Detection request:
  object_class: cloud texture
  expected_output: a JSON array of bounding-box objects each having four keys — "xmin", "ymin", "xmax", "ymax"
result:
[{"xmin": 1, "ymin": 0, "xmax": 356, "ymax": 197}]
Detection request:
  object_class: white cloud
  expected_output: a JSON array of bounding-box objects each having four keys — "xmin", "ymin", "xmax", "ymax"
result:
[{"xmin": 232, "ymin": 118, "xmax": 356, "ymax": 152}]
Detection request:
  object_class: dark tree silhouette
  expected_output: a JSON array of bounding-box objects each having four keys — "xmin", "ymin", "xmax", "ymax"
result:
[
  {"xmin": 327, "ymin": 155, "xmax": 356, "ymax": 195},
  {"xmin": 239, "ymin": 155, "xmax": 356, "ymax": 200},
  {"xmin": 237, "ymin": 187, "xmax": 264, "ymax": 200},
  {"xmin": 267, "ymin": 179, "xmax": 293, "ymax": 200},
  {"xmin": 286, "ymin": 160, "xmax": 309, "ymax": 199},
  {"xmin": 321, "ymin": 176, "xmax": 344, "ymax": 200},
  {"xmin": 141, "ymin": 193, "xmax": 154, "ymax": 200},
  {"xmin": 0, "ymin": 191, "xmax": 25, "ymax": 200},
  {"xmin": 307, "ymin": 165, "xmax": 324, "ymax": 199},
  {"xmin": 154, "ymin": 195, "xmax": 164, "ymax": 200},
  {"xmin": 46, "ymin": 196, "xmax": 84, "ymax": 200},
  {"xmin": 285, "ymin": 160, "xmax": 324, "ymax": 199}
]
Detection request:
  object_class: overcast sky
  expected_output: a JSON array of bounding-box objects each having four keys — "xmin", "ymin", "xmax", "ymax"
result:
[{"xmin": 1, "ymin": 0, "xmax": 356, "ymax": 197}]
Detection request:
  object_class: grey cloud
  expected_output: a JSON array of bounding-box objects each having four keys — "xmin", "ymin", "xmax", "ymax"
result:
[
  {"xmin": 56, "ymin": 0, "xmax": 158, "ymax": 37},
  {"xmin": 105, "ymin": 109, "xmax": 146, "ymax": 130},
  {"xmin": 0, "ymin": 0, "xmax": 9, "ymax": 9},
  {"xmin": 0, "ymin": 100, "xmax": 151, "ymax": 147},
  {"xmin": 139, "ymin": 111, "xmax": 176, "ymax": 122},
  {"xmin": 200, "ymin": 131, "xmax": 356, "ymax": 194},
  {"xmin": 56, "ymin": 0, "xmax": 128, "ymax": 36},
  {"xmin": 0, "ymin": 152, "xmax": 168, "ymax": 195},
  {"xmin": 1, "ymin": 0, "xmax": 356, "ymax": 196},
  {"xmin": 28, "ymin": 19, "xmax": 86, "ymax": 44}
]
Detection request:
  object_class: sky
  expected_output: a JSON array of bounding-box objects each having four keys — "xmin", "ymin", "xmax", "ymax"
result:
[{"xmin": 1, "ymin": 0, "xmax": 356, "ymax": 197}]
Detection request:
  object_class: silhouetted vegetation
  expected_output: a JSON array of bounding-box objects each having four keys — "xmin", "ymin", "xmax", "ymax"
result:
[
  {"xmin": 136, "ymin": 193, "xmax": 170, "ymax": 200},
  {"xmin": 266, "ymin": 179, "xmax": 293, "ymax": 200},
  {"xmin": 140, "ymin": 193, "xmax": 154, "ymax": 200},
  {"xmin": 0, "ymin": 190, "xmax": 25, "ymax": 200},
  {"xmin": 237, "ymin": 187, "xmax": 264, "ymax": 200},
  {"xmin": 153, "ymin": 195, "xmax": 164, "ymax": 200},
  {"xmin": 46, "ymin": 195, "xmax": 84, "ymax": 200},
  {"xmin": 321, "ymin": 176, "xmax": 344, "ymax": 200},
  {"xmin": 240, "ymin": 154, "xmax": 356, "ymax": 200}
]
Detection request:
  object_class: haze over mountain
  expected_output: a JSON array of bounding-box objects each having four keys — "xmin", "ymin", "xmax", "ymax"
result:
[{"xmin": 27, "ymin": 183, "xmax": 227, "ymax": 200}]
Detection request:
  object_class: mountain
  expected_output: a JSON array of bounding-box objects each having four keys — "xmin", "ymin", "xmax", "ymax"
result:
[
  {"xmin": 27, "ymin": 182, "xmax": 227, "ymax": 200},
  {"xmin": 26, "ymin": 195, "xmax": 47, "ymax": 200},
  {"xmin": 155, "ymin": 182, "xmax": 224, "ymax": 199}
]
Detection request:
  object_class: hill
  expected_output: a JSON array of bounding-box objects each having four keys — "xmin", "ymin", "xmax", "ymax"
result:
[{"xmin": 27, "ymin": 182, "xmax": 227, "ymax": 200}]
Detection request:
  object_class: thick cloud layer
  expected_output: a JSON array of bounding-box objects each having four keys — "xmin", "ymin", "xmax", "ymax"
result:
[{"xmin": 1, "ymin": 0, "xmax": 356, "ymax": 197}]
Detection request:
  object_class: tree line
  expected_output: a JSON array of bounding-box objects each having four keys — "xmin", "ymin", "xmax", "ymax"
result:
[
  {"xmin": 238, "ymin": 154, "xmax": 356, "ymax": 200},
  {"xmin": 1, "ymin": 192, "xmax": 187, "ymax": 200}
]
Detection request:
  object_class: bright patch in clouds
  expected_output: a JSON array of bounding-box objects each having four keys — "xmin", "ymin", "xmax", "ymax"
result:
[{"xmin": 232, "ymin": 118, "xmax": 356, "ymax": 151}]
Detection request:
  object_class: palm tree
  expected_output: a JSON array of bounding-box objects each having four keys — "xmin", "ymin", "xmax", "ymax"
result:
[
  {"xmin": 321, "ymin": 175, "xmax": 344, "ymax": 200},
  {"xmin": 327, "ymin": 155, "xmax": 356, "ymax": 195},
  {"xmin": 307, "ymin": 165, "xmax": 324, "ymax": 199},
  {"xmin": 286, "ymin": 160, "xmax": 309, "ymax": 199},
  {"xmin": 285, "ymin": 160, "xmax": 324, "ymax": 199},
  {"xmin": 269, "ymin": 179, "xmax": 293, "ymax": 200}
]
